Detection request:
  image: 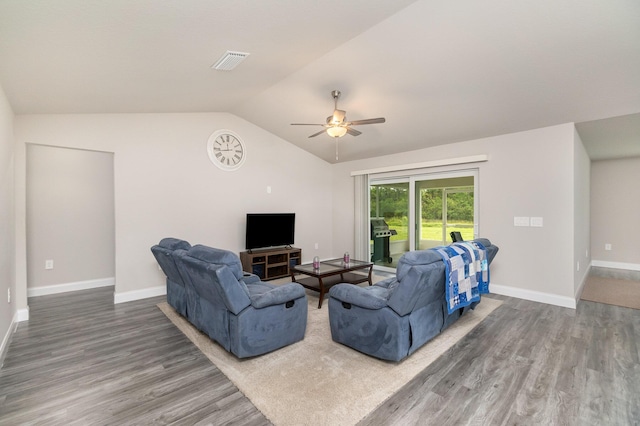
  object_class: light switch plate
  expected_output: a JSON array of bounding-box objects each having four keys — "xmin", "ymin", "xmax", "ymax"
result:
[
  {"xmin": 530, "ymin": 217, "xmax": 543, "ymax": 227},
  {"xmin": 514, "ymin": 216, "xmax": 530, "ymax": 227}
]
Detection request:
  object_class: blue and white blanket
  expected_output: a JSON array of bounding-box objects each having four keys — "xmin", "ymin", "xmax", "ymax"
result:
[{"xmin": 435, "ymin": 241, "xmax": 490, "ymax": 314}]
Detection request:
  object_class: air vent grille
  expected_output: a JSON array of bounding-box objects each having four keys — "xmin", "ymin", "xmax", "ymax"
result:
[{"xmin": 212, "ymin": 51, "xmax": 250, "ymax": 71}]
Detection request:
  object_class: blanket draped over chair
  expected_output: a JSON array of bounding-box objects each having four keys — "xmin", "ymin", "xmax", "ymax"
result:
[
  {"xmin": 435, "ymin": 241, "xmax": 490, "ymax": 314},
  {"xmin": 328, "ymin": 238, "xmax": 498, "ymax": 362}
]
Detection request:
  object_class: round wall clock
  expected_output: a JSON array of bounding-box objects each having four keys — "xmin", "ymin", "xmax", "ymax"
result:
[{"xmin": 207, "ymin": 130, "xmax": 246, "ymax": 171}]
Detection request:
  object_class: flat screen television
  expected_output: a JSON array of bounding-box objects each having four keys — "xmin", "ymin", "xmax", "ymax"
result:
[{"xmin": 245, "ymin": 213, "xmax": 295, "ymax": 250}]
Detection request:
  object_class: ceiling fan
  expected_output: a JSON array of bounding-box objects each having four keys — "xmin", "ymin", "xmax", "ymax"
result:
[{"xmin": 291, "ymin": 90, "xmax": 386, "ymax": 139}]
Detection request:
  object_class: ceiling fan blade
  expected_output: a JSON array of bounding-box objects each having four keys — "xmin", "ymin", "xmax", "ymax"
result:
[
  {"xmin": 291, "ymin": 123, "xmax": 325, "ymax": 126},
  {"xmin": 348, "ymin": 117, "xmax": 386, "ymax": 126},
  {"xmin": 346, "ymin": 127, "xmax": 362, "ymax": 136},
  {"xmin": 308, "ymin": 129, "xmax": 327, "ymax": 138}
]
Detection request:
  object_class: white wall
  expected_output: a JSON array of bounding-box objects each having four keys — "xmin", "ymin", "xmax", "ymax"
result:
[
  {"xmin": 573, "ymin": 128, "xmax": 591, "ymax": 297},
  {"xmin": 332, "ymin": 124, "xmax": 578, "ymax": 308},
  {"xmin": 14, "ymin": 113, "xmax": 333, "ymax": 302},
  {"xmin": 11, "ymin": 113, "xmax": 595, "ymax": 311},
  {"xmin": 0, "ymin": 83, "xmax": 16, "ymax": 361},
  {"xmin": 591, "ymin": 156, "xmax": 640, "ymax": 268},
  {"xmin": 26, "ymin": 145, "xmax": 115, "ymax": 293}
]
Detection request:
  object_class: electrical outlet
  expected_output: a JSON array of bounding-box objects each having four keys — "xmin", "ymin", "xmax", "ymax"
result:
[
  {"xmin": 314, "ymin": 243, "xmax": 319, "ymax": 249},
  {"xmin": 577, "ymin": 261, "xmax": 580, "ymax": 272},
  {"xmin": 605, "ymin": 244, "xmax": 612, "ymax": 251},
  {"xmin": 7, "ymin": 288, "xmax": 10, "ymax": 304},
  {"xmin": 45, "ymin": 259, "xmax": 54, "ymax": 270}
]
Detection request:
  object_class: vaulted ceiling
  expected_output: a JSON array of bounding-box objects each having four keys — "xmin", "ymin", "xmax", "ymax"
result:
[{"xmin": 1, "ymin": 0, "xmax": 639, "ymax": 163}]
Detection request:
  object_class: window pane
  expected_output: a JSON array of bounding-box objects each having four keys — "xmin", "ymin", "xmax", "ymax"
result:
[
  {"xmin": 417, "ymin": 188, "xmax": 444, "ymax": 250},
  {"xmin": 445, "ymin": 189, "xmax": 474, "ymax": 242},
  {"xmin": 370, "ymin": 182, "xmax": 409, "ymax": 267}
]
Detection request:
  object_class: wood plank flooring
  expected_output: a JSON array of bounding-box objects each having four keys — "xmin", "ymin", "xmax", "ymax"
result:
[
  {"xmin": 1, "ymin": 287, "xmax": 639, "ymax": 425},
  {"xmin": 0, "ymin": 287, "xmax": 268, "ymax": 425},
  {"xmin": 359, "ymin": 295, "xmax": 640, "ymax": 425}
]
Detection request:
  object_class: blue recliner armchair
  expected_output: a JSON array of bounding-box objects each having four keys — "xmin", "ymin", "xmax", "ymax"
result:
[
  {"xmin": 328, "ymin": 238, "xmax": 498, "ymax": 362},
  {"xmin": 151, "ymin": 238, "xmax": 192, "ymax": 318},
  {"xmin": 175, "ymin": 245, "xmax": 308, "ymax": 358}
]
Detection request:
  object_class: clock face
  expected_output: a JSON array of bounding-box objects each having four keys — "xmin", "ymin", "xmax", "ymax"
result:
[{"xmin": 207, "ymin": 130, "xmax": 246, "ymax": 171}]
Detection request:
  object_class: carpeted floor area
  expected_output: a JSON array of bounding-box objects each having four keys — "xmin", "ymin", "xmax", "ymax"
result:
[
  {"xmin": 158, "ymin": 296, "xmax": 502, "ymax": 426},
  {"xmin": 580, "ymin": 275, "xmax": 640, "ymax": 310}
]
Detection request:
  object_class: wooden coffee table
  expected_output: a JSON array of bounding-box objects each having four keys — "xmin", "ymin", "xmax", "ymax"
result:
[{"xmin": 290, "ymin": 258, "xmax": 373, "ymax": 308}]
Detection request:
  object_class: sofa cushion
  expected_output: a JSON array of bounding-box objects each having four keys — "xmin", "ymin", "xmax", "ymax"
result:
[{"xmin": 186, "ymin": 245, "xmax": 244, "ymax": 280}]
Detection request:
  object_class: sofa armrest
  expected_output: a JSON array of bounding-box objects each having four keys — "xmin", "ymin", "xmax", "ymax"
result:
[
  {"xmin": 329, "ymin": 284, "xmax": 389, "ymax": 310},
  {"xmin": 240, "ymin": 273, "xmax": 261, "ymax": 285},
  {"xmin": 250, "ymin": 283, "xmax": 306, "ymax": 309},
  {"xmin": 373, "ymin": 277, "xmax": 397, "ymax": 289}
]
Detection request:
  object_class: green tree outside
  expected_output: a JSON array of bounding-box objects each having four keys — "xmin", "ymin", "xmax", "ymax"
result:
[{"xmin": 371, "ymin": 185, "xmax": 474, "ymax": 242}]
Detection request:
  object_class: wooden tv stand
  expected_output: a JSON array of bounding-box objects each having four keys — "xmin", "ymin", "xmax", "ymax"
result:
[{"xmin": 240, "ymin": 247, "xmax": 301, "ymax": 281}]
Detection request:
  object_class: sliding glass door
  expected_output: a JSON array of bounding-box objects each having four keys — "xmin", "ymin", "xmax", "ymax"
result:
[
  {"xmin": 415, "ymin": 176, "xmax": 475, "ymax": 250},
  {"xmin": 369, "ymin": 170, "xmax": 478, "ymax": 270},
  {"xmin": 369, "ymin": 180, "xmax": 409, "ymax": 268}
]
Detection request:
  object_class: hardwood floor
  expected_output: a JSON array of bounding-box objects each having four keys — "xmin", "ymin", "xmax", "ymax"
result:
[
  {"xmin": 0, "ymin": 287, "xmax": 268, "ymax": 425},
  {"xmin": 360, "ymin": 295, "xmax": 640, "ymax": 426},
  {"xmin": 1, "ymin": 287, "xmax": 639, "ymax": 425}
]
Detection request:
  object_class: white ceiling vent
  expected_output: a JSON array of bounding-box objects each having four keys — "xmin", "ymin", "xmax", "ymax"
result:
[{"xmin": 212, "ymin": 51, "xmax": 250, "ymax": 71}]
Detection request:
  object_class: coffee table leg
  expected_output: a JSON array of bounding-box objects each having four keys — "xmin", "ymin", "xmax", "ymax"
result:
[{"xmin": 317, "ymin": 277, "xmax": 324, "ymax": 309}]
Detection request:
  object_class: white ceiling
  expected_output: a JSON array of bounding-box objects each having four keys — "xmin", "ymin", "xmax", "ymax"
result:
[{"xmin": 1, "ymin": 0, "xmax": 639, "ymax": 163}]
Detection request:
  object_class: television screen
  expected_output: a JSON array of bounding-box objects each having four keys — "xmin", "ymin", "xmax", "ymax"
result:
[{"xmin": 245, "ymin": 213, "xmax": 295, "ymax": 250}]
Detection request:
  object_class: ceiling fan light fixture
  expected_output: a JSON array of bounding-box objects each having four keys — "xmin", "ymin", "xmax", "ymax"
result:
[{"xmin": 326, "ymin": 126, "xmax": 348, "ymax": 138}]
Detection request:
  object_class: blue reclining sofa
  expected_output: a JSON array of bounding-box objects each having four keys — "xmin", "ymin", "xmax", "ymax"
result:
[
  {"xmin": 152, "ymin": 240, "xmax": 308, "ymax": 358},
  {"xmin": 328, "ymin": 238, "xmax": 498, "ymax": 362}
]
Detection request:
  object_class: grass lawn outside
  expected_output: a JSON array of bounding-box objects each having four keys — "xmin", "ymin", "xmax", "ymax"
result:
[{"xmin": 384, "ymin": 218, "xmax": 474, "ymax": 243}]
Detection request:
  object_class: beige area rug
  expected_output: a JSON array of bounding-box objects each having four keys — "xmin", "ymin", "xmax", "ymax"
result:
[
  {"xmin": 581, "ymin": 275, "xmax": 640, "ymax": 309},
  {"xmin": 158, "ymin": 296, "xmax": 502, "ymax": 426}
]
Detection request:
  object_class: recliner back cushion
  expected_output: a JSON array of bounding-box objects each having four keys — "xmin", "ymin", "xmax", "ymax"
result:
[
  {"xmin": 151, "ymin": 238, "xmax": 191, "ymax": 286},
  {"xmin": 213, "ymin": 265, "xmax": 252, "ymax": 315},
  {"xmin": 387, "ymin": 261, "xmax": 444, "ymax": 316},
  {"xmin": 395, "ymin": 249, "xmax": 442, "ymax": 282},
  {"xmin": 159, "ymin": 237, "xmax": 191, "ymax": 251},
  {"xmin": 186, "ymin": 245, "xmax": 244, "ymax": 280},
  {"xmin": 176, "ymin": 252, "xmax": 252, "ymax": 315},
  {"xmin": 151, "ymin": 247, "xmax": 186, "ymax": 286}
]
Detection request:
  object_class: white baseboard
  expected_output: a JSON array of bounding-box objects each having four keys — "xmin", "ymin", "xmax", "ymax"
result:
[
  {"xmin": 114, "ymin": 285, "xmax": 166, "ymax": 304},
  {"xmin": 28, "ymin": 277, "xmax": 115, "ymax": 297},
  {"xmin": 574, "ymin": 264, "xmax": 592, "ymax": 301},
  {"xmin": 591, "ymin": 260, "xmax": 640, "ymax": 271},
  {"xmin": 17, "ymin": 308, "xmax": 29, "ymax": 322},
  {"xmin": 491, "ymin": 283, "xmax": 577, "ymax": 309},
  {"xmin": 1, "ymin": 310, "xmax": 21, "ymax": 368}
]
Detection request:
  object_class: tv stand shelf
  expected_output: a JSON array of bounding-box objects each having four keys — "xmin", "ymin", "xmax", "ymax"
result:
[{"xmin": 240, "ymin": 247, "xmax": 301, "ymax": 281}]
